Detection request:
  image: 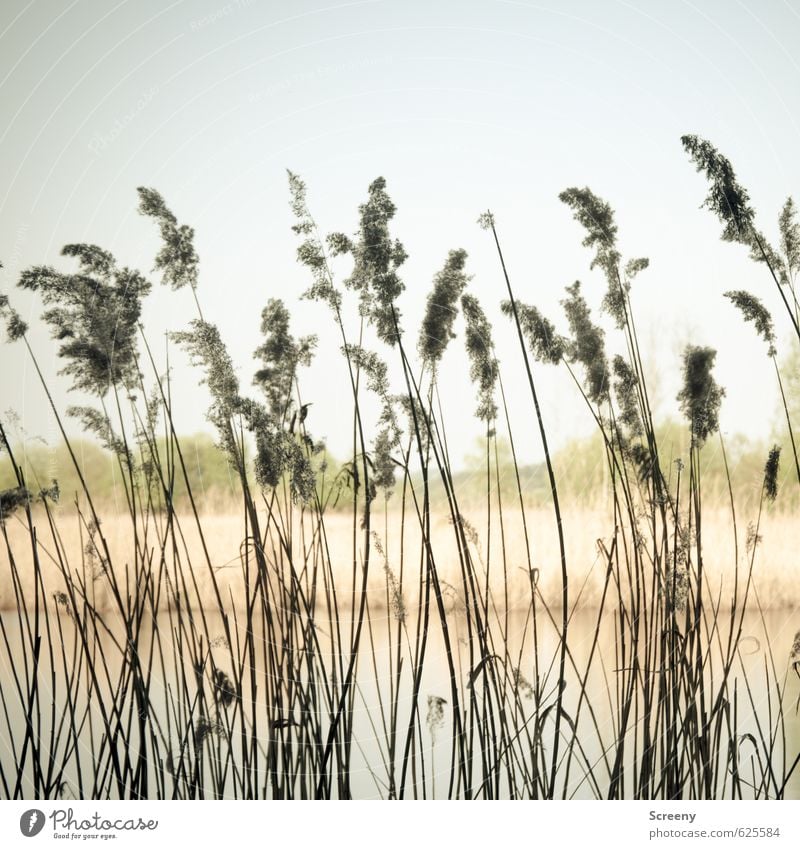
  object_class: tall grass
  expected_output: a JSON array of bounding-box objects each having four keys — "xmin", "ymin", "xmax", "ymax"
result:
[{"xmin": 0, "ymin": 135, "xmax": 798, "ymax": 799}]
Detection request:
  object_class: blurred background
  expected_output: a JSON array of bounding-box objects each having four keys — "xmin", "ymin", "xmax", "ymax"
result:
[{"xmin": 1, "ymin": 0, "xmax": 798, "ymax": 470}]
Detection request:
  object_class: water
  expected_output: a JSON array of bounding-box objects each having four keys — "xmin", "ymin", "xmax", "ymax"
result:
[{"xmin": 1, "ymin": 606, "xmax": 799, "ymax": 799}]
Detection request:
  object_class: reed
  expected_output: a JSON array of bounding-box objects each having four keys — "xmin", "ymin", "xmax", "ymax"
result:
[{"xmin": 0, "ymin": 135, "xmax": 798, "ymax": 799}]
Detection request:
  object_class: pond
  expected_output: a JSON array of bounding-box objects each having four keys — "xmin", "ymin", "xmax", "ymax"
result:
[{"xmin": 1, "ymin": 603, "xmax": 798, "ymax": 800}]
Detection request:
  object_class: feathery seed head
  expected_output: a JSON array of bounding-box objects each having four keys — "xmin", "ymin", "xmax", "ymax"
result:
[
  {"xmin": 137, "ymin": 187, "xmax": 198, "ymax": 290},
  {"xmin": 0, "ymin": 486, "xmax": 31, "ymax": 524},
  {"xmin": 779, "ymin": 197, "xmax": 800, "ymax": 276},
  {"xmin": 461, "ymin": 293, "xmax": 498, "ymax": 421},
  {"xmin": 287, "ymin": 172, "xmax": 343, "ymax": 309},
  {"xmin": 663, "ymin": 560, "xmax": 689, "ymax": 613},
  {"xmin": 561, "ymin": 281, "xmax": 609, "ymax": 405},
  {"xmin": 18, "ymin": 248, "xmax": 150, "ymax": 395},
  {"xmin": 763, "ymin": 444, "xmax": 781, "ymax": 502},
  {"xmin": 676, "ymin": 345, "xmax": 725, "ymax": 444},
  {"xmin": 426, "ymin": 695, "xmax": 446, "ymax": 742},
  {"xmin": 173, "ymin": 320, "xmax": 241, "ymax": 457},
  {"xmin": 724, "ymin": 290, "xmax": 776, "ymax": 355},
  {"xmin": 624, "ymin": 257, "xmax": 649, "ymax": 278},
  {"xmin": 419, "ymin": 248, "xmax": 470, "ymax": 366},
  {"xmin": 344, "ymin": 344, "xmax": 402, "ymax": 494},
  {"xmin": 612, "ymin": 355, "xmax": 643, "ymax": 437},
  {"xmin": 0, "ymin": 290, "xmax": 28, "ymax": 340},
  {"xmin": 213, "ymin": 669, "xmax": 239, "ymax": 708},
  {"xmin": 326, "ymin": 232, "xmax": 353, "ymax": 257},
  {"xmin": 502, "ymin": 300, "xmax": 565, "ymax": 364},
  {"xmin": 6, "ymin": 312, "xmax": 28, "ymax": 340},
  {"xmin": 286, "ymin": 170, "xmax": 309, "ymax": 223},
  {"xmin": 559, "ymin": 187, "xmax": 621, "ymax": 274},
  {"xmin": 680, "ymin": 135, "xmax": 755, "ymax": 245},
  {"xmin": 559, "ymin": 187, "xmax": 637, "ymax": 328},
  {"xmin": 477, "ymin": 211, "xmax": 495, "ymax": 231},
  {"xmin": 253, "ymin": 298, "xmax": 316, "ymax": 420},
  {"xmin": 343, "ymin": 177, "xmax": 407, "ymax": 345}
]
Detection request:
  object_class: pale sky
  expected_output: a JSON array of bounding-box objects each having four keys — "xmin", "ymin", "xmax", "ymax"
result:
[{"xmin": 1, "ymin": 0, "xmax": 799, "ymax": 468}]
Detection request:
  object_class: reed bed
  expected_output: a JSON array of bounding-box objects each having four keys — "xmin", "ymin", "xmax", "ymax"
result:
[{"xmin": 0, "ymin": 135, "xmax": 799, "ymax": 799}]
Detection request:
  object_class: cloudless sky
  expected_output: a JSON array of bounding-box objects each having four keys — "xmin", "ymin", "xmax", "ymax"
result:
[{"xmin": 1, "ymin": 0, "xmax": 799, "ymax": 469}]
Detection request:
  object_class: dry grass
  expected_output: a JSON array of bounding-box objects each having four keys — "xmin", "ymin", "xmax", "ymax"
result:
[{"xmin": 3, "ymin": 504, "xmax": 797, "ymax": 612}]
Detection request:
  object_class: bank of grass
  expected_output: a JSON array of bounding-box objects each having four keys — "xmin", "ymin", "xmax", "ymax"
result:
[
  {"xmin": 0, "ymin": 435, "xmax": 240, "ymax": 512},
  {"xmin": 3, "ymin": 419, "xmax": 794, "ymax": 514},
  {"xmin": 1, "ymin": 135, "xmax": 799, "ymax": 800}
]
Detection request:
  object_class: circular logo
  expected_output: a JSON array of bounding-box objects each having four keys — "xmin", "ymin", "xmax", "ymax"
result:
[{"xmin": 19, "ymin": 810, "xmax": 45, "ymax": 837}]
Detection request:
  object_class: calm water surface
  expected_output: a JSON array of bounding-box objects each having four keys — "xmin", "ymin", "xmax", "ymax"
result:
[{"xmin": 1, "ymin": 607, "xmax": 799, "ymax": 800}]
